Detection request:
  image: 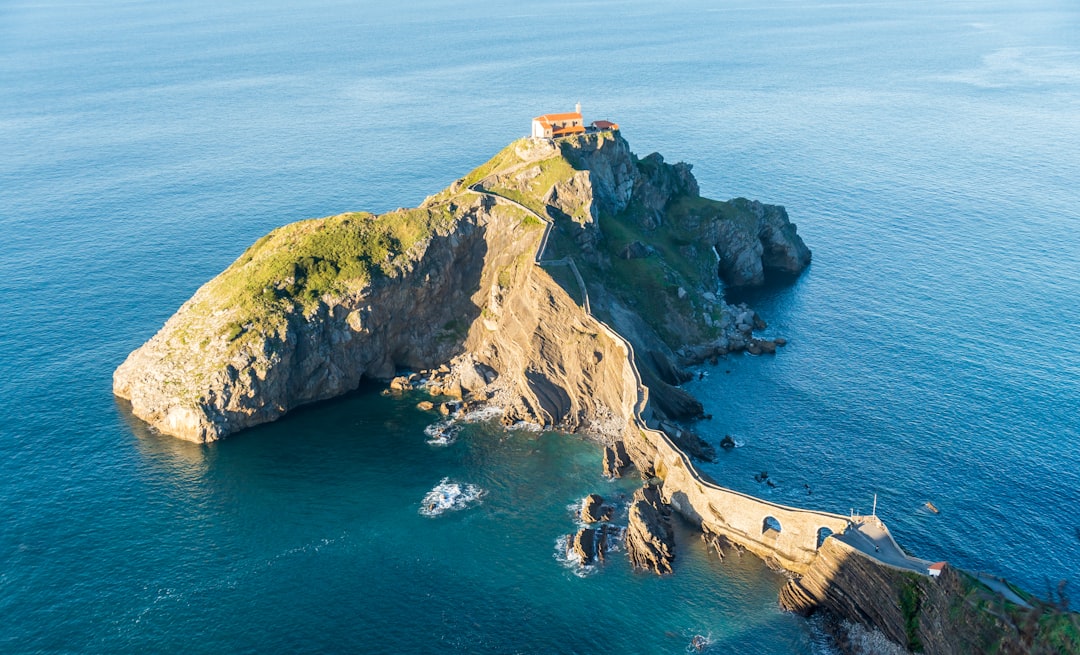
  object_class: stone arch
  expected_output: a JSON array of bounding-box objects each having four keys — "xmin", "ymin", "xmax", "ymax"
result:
[
  {"xmin": 817, "ymin": 526, "xmax": 833, "ymax": 549},
  {"xmin": 762, "ymin": 516, "xmax": 782, "ymax": 534}
]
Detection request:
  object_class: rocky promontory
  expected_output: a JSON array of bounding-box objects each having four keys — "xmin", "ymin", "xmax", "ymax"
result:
[
  {"xmin": 114, "ymin": 129, "xmax": 1078, "ymax": 654},
  {"xmin": 115, "ymin": 131, "xmax": 809, "ymax": 442}
]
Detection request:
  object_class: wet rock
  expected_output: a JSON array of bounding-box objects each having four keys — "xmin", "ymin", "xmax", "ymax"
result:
[
  {"xmin": 602, "ymin": 441, "xmax": 631, "ymax": 478},
  {"xmin": 416, "ymin": 400, "xmax": 435, "ymax": 411},
  {"xmin": 581, "ymin": 494, "xmax": 613, "ymax": 523},
  {"xmin": 438, "ymin": 401, "xmax": 462, "ymax": 416},
  {"xmin": 569, "ymin": 524, "xmax": 620, "ymax": 565},
  {"xmin": 569, "ymin": 527, "xmax": 598, "ymax": 565},
  {"xmin": 625, "ymin": 484, "xmax": 675, "ymax": 574},
  {"xmin": 719, "ymin": 434, "xmax": 736, "ymax": 450},
  {"xmin": 702, "ymin": 525, "xmax": 733, "ymax": 560}
]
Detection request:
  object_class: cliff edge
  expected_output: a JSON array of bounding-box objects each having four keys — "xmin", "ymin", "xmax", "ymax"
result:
[
  {"xmin": 113, "ymin": 130, "xmax": 1078, "ymax": 654},
  {"xmin": 114, "ymin": 132, "xmax": 808, "ymax": 442}
]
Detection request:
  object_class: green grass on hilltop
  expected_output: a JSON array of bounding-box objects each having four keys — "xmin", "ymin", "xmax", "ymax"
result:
[{"xmin": 185, "ymin": 205, "xmax": 457, "ymax": 347}]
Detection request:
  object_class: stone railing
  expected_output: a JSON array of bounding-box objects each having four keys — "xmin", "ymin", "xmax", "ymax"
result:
[{"xmin": 468, "ymin": 179, "xmax": 923, "ymax": 575}]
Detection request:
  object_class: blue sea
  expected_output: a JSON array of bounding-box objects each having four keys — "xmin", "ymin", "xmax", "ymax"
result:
[{"xmin": 2, "ymin": 1, "xmax": 1078, "ymax": 652}]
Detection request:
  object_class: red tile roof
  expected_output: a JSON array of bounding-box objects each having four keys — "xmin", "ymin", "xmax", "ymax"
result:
[
  {"xmin": 535, "ymin": 112, "xmax": 582, "ymax": 122},
  {"xmin": 928, "ymin": 561, "xmax": 947, "ymax": 571},
  {"xmin": 552, "ymin": 125, "xmax": 585, "ymax": 136}
]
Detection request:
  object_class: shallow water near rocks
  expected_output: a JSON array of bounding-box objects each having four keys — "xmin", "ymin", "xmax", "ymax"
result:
[{"xmin": 2, "ymin": 0, "xmax": 1079, "ymax": 652}]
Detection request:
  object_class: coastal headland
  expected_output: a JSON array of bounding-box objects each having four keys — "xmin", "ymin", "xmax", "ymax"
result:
[{"xmin": 114, "ymin": 130, "xmax": 1078, "ymax": 654}]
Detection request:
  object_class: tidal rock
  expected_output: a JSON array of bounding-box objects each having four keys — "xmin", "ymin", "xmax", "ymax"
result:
[
  {"xmin": 438, "ymin": 401, "xmax": 462, "ymax": 416},
  {"xmin": 389, "ymin": 375, "xmax": 413, "ymax": 391},
  {"xmin": 416, "ymin": 400, "xmax": 435, "ymax": 411},
  {"xmin": 602, "ymin": 441, "xmax": 631, "ymax": 478},
  {"xmin": 625, "ymin": 484, "xmax": 675, "ymax": 574},
  {"xmin": 581, "ymin": 494, "xmax": 613, "ymax": 523},
  {"xmin": 702, "ymin": 525, "xmax": 734, "ymax": 560},
  {"xmin": 569, "ymin": 527, "xmax": 598, "ymax": 565},
  {"xmin": 719, "ymin": 434, "xmax": 736, "ymax": 450}
]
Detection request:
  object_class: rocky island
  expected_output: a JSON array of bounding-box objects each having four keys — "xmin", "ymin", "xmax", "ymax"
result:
[{"xmin": 115, "ymin": 128, "xmax": 1077, "ymax": 654}]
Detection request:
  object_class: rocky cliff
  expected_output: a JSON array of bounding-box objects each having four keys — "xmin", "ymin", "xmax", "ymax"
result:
[
  {"xmin": 115, "ymin": 132, "xmax": 809, "ymax": 442},
  {"xmin": 780, "ymin": 538, "xmax": 1079, "ymax": 654},
  {"xmin": 113, "ymin": 130, "xmax": 1076, "ymax": 654}
]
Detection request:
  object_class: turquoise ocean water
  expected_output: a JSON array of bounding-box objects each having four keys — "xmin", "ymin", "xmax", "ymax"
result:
[{"xmin": 2, "ymin": 1, "xmax": 1078, "ymax": 652}]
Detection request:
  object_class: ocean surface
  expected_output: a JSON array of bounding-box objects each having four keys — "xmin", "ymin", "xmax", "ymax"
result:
[{"xmin": 2, "ymin": 1, "xmax": 1078, "ymax": 652}]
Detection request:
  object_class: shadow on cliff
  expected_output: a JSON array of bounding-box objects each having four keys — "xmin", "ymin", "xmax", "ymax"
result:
[{"xmin": 781, "ymin": 538, "xmax": 1080, "ymax": 654}]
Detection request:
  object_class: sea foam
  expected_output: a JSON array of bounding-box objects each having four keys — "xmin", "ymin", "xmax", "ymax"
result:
[{"xmin": 419, "ymin": 478, "xmax": 486, "ymax": 517}]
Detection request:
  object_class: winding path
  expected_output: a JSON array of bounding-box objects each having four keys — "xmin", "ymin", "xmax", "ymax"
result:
[{"xmin": 466, "ymin": 178, "xmax": 931, "ymax": 575}]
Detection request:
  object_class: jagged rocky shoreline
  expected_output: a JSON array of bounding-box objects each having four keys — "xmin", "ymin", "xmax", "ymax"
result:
[{"xmin": 114, "ymin": 132, "xmax": 1075, "ymax": 654}]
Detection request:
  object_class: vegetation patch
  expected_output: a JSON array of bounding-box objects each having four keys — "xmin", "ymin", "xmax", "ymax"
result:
[
  {"xmin": 899, "ymin": 575, "xmax": 925, "ymax": 653},
  {"xmin": 169, "ymin": 206, "xmax": 459, "ymax": 358}
]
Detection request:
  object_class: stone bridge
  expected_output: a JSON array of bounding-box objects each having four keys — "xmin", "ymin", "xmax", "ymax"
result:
[
  {"xmin": 468, "ymin": 178, "xmax": 928, "ymax": 577},
  {"xmin": 638, "ymin": 424, "xmax": 852, "ymax": 572}
]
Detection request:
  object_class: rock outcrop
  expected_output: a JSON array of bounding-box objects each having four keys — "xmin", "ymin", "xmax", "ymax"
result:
[
  {"xmin": 568, "ymin": 524, "xmax": 621, "ymax": 566},
  {"xmin": 625, "ymin": 484, "xmax": 675, "ymax": 574},
  {"xmin": 581, "ymin": 494, "xmax": 613, "ymax": 523},
  {"xmin": 602, "ymin": 441, "xmax": 631, "ymax": 478},
  {"xmin": 115, "ymin": 132, "xmax": 807, "ymax": 442},
  {"xmin": 781, "ymin": 538, "xmax": 1079, "ymax": 655}
]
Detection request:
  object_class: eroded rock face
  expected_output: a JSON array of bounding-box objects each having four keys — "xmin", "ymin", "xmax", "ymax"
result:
[
  {"xmin": 115, "ymin": 131, "xmax": 810, "ymax": 444},
  {"xmin": 113, "ymin": 204, "xmax": 508, "ymax": 443},
  {"xmin": 710, "ymin": 198, "xmax": 812, "ymax": 287},
  {"xmin": 625, "ymin": 484, "xmax": 675, "ymax": 574},
  {"xmin": 581, "ymin": 494, "xmax": 613, "ymax": 523},
  {"xmin": 570, "ymin": 527, "xmax": 599, "ymax": 566},
  {"xmin": 779, "ymin": 539, "xmax": 1060, "ymax": 655},
  {"xmin": 602, "ymin": 441, "xmax": 631, "ymax": 478}
]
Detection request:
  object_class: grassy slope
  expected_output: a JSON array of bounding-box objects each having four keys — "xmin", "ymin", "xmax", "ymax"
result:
[{"xmin": 175, "ymin": 205, "xmax": 458, "ymax": 349}]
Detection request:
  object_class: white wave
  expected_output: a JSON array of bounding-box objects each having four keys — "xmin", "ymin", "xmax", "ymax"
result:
[
  {"xmin": 424, "ymin": 420, "xmax": 460, "ymax": 446},
  {"xmin": 506, "ymin": 420, "xmax": 541, "ymax": 432},
  {"xmin": 565, "ymin": 500, "xmax": 588, "ymax": 529},
  {"xmin": 460, "ymin": 404, "xmax": 504, "ymax": 422},
  {"xmin": 419, "ymin": 478, "xmax": 486, "ymax": 517},
  {"xmin": 552, "ymin": 535, "xmax": 596, "ymax": 578},
  {"xmin": 686, "ymin": 633, "xmax": 713, "ymax": 653}
]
